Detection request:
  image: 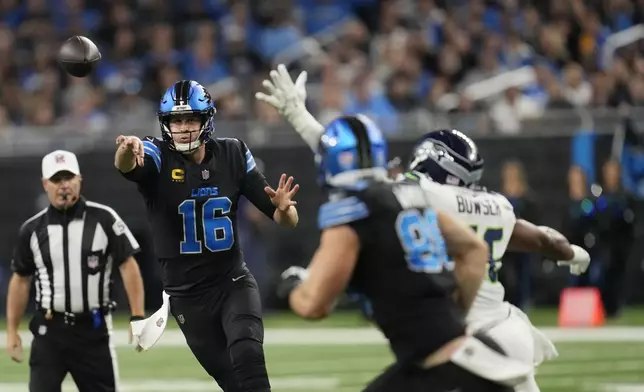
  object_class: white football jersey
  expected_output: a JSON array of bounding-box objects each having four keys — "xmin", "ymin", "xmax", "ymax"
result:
[{"xmin": 398, "ymin": 172, "xmax": 517, "ymax": 323}]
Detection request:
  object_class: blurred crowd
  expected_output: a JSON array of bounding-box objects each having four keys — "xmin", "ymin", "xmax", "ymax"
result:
[{"xmin": 2, "ymin": 0, "xmax": 644, "ymax": 138}]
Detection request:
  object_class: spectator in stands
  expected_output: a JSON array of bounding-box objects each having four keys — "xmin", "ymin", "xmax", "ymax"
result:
[
  {"xmin": 564, "ymin": 166, "xmax": 604, "ymax": 288},
  {"xmin": 599, "ymin": 159, "xmax": 635, "ymax": 318},
  {"xmin": 2, "ymin": 0, "xmax": 644, "ymax": 131},
  {"xmin": 500, "ymin": 159, "xmax": 539, "ymax": 311}
]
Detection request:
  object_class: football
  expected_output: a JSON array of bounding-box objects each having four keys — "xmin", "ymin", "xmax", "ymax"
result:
[{"xmin": 57, "ymin": 36, "xmax": 101, "ymax": 78}]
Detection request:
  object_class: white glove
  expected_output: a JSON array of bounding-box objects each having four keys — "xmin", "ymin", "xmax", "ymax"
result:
[
  {"xmin": 537, "ymin": 226, "xmax": 590, "ymax": 276},
  {"xmin": 255, "ymin": 64, "xmax": 324, "ymax": 151},
  {"xmin": 557, "ymin": 244, "xmax": 590, "ymax": 276},
  {"xmin": 280, "ymin": 266, "xmax": 309, "ymax": 281}
]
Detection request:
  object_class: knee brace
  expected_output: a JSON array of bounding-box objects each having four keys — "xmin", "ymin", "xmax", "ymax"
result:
[{"xmin": 227, "ymin": 316, "xmax": 270, "ymax": 392}]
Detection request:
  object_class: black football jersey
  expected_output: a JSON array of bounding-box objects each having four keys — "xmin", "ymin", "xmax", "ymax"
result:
[
  {"xmin": 122, "ymin": 137, "xmax": 276, "ymax": 295},
  {"xmin": 318, "ymin": 179, "xmax": 466, "ymax": 364}
]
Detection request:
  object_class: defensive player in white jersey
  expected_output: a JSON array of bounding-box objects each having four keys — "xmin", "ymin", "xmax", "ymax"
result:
[
  {"xmin": 396, "ymin": 130, "xmax": 590, "ymax": 392},
  {"xmin": 254, "ymin": 65, "xmax": 591, "ymax": 392}
]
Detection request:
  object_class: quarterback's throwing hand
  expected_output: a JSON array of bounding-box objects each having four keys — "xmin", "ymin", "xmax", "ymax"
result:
[
  {"xmin": 265, "ymin": 174, "xmax": 299, "ymax": 212},
  {"xmin": 116, "ymin": 135, "xmax": 145, "ymax": 167}
]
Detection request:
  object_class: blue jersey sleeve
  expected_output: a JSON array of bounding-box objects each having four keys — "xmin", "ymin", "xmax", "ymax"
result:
[
  {"xmin": 142, "ymin": 138, "xmax": 161, "ymax": 173},
  {"xmin": 121, "ymin": 137, "xmax": 161, "ymax": 184},
  {"xmin": 318, "ymin": 196, "xmax": 370, "ymax": 230},
  {"xmin": 239, "ymin": 139, "xmax": 276, "ymax": 219}
]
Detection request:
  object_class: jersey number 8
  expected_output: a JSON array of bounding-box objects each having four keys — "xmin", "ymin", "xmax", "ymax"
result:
[
  {"xmin": 395, "ymin": 208, "xmax": 453, "ymax": 273},
  {"xmin": 178, "ymin": 197, "xmax": 234, "ymax": 254}
]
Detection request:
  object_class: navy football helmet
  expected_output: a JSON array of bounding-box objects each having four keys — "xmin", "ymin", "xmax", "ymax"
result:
[
  {"xmin": 315, "ymin": 114, "xmax": 388, "ymax": 187},
  {"xmin": 158, "ymin": 80, "xmax": 216, "ymax": 153},
  {"xmin": 407, "ymin": 129, "xmax": 484, "ymax": 187}
]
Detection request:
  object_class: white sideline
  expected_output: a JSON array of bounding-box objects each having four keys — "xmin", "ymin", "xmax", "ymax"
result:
[{"xmin": 2, "ymin": 327, "xmax": 644, "ymax": 349}]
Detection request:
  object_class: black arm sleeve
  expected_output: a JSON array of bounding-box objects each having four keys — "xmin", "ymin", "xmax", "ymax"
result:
[
  {"xmin": 11, "ymin": 226, "xmax": 35, "ymax": 277},
  {"xmin": 104, "ymin": 210, "xmax": 141, "ymax": 266},
  {"xmin": 240, "ymin": 141, "xmax": 276, "ymax": 220}
]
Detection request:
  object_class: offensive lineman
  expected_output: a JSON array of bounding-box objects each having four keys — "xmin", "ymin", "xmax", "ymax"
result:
[
  {"xmin": 277, "ymin": 114, "xmax": 531, "ymax": 391},
  {"xmin": 255, "ymin": 65, "xmax": 590, "ymax": 392},
  {"xmin": 114, "ymin": 80, "xmax": 299, "ymax": 392}
]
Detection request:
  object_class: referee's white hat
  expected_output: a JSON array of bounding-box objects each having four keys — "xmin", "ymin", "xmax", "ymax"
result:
[{"xmin": 42, "ymin": 150, "xmax": 81, "ymax": 179}]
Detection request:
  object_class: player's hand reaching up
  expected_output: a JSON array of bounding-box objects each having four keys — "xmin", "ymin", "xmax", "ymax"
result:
[
  {"xmin": 116, "ymin": 135, "xmax": 145, "ymax": 167},
  {"xmin": 265, "ymin": 174, "xmax": 299, "ymax": 212},
  {"xmin": 255, "ymin": 64, "xmax": 308, "ymax": 116}
]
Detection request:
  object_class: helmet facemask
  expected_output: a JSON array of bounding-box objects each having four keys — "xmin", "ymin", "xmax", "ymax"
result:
[{"xmin": 159, "ymin": 109, "xmax": 215, "ymax": 154}]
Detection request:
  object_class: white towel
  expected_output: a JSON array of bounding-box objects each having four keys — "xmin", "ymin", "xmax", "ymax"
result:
[
  {"xmin": 131, "ymin": 291, "xmax": 170, "ymax": 352},
  {"xmin": 510, "ymin": 304, "xmax": 559, "ymax": 366}
]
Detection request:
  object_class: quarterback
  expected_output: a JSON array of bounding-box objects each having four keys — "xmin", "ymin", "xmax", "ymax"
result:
[{"xmin": 116, "ymin": 80, "xmax": 299, "ymax": 392}]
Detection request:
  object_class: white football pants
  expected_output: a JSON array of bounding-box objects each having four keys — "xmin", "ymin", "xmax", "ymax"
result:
[{"xmin": 485, "ymin": 306, "xmax": 541, "ymax": 392}]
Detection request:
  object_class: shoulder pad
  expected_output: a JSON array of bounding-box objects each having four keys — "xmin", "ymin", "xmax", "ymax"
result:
[
  {"xmin": 318, "ymin": 196, "xmax": 370, "ymax": 230},
  {"xmin": 396, "ymin": 171, "xmax": 421, "ymax": 184},
  {"xmin": 214, "ymin": 137, "xmax": 242, "ymax": 147}
]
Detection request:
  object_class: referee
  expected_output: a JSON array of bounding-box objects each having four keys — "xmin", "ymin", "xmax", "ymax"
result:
[{"xmin": 5, "ymin": 150, "xmax": 145, "ymax": 392}]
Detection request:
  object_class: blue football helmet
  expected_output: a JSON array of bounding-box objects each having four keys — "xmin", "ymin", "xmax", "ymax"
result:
[
  {"xmin": 315, "ymin": 114, "xmax": 388, "ymax": 187},
  {"xmin": 407, "ymin": 129, "xmax": 484, "ymax": 187},
  {"xmin": 158, "ymin": 80, "xmax": 216, "ymax": 153}
]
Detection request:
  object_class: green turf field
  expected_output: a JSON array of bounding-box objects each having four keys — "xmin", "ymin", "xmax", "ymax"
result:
[{"xmin": 2, "ymin": 309, "xmax": 644, "ymax": 391}]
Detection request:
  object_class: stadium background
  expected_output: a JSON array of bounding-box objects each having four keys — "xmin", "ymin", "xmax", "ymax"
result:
[{"xmin": 2, "ymin": 0, "xmax": 644, "ymax": 391}]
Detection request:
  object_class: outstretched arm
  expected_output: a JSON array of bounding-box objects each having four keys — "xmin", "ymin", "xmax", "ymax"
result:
[
  {"xmin": 241, "ymin": 142, "xmax": 299, "ymax": 228},
  {"xmin": 284, "ymin": 225, "xmax": 359, "ymax": 320},
  {"xmin": 115, "ymin": 135, "xmax": 160, "ymax": 184},
  {"xmin": 508, "ymin": 219, "xmax": 573, "ymax": 260},
  {"xmin": 508, "ymin": 219, "xmax": 590, "ymax": 275}
]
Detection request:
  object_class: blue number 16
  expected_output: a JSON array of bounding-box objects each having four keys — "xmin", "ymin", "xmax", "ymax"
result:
[{"xmin": 178, "ymin": 197, "xmax": 234, "ymax": 254}]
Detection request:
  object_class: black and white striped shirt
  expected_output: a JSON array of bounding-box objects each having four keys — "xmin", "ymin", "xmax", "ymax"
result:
[{"xmin": 11, "ymin": 197, "xmax": 140, "ymax": 314}]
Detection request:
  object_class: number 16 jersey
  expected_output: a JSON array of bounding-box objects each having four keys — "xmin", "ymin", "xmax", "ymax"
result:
[
  {"xmin": 121, "ymin": 137, "xmax": 277, "ymax": 296},
  {"xmin": 401, "ymin": 172, "xmax": 517, "ymax": 323}
]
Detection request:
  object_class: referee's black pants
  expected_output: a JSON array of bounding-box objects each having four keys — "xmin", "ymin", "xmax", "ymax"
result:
[
  {"xmin": 28, "ymin": 311, "xmax": 119, "ymax": 392},
  {"xmin": 169, "ymin": 272, "xmax": 270, "ymax": 392}
]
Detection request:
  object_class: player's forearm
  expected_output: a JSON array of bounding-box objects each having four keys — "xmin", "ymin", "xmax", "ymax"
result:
[
  {"xmin": 273, "ymin": 206, "xmax": 299, "ymax": 228},
  {"xmin": 452, "ymin": 244, "xmax": 487, "ymax": 312},
  {"xmin": 436, "ymin": 211, "xmax": 487, "ymax": 311},
  {"xmin": 288, "ymin": 284, "xmax": 331, "ymax": 320},
  {"xmin": 539, "ymin": 235, "xmax": 574, "ymax": 261},
  {"xmin": 119, "ymin": 257, "xmax": 145, "ymax": 317},
  {"xmin": 6, "ymin": 274, "xmax": 31, "ymax": 334},
  {"xmin": 288, "ymin": 109, "xmax": 325, "ymax": 152},
  {"xmin": 114, "ymin": 144, "xmax": 138, "ymax": 173},
  {"xmin": 508, "ymin": 220, "xmax": 574, "ymax": 261}
]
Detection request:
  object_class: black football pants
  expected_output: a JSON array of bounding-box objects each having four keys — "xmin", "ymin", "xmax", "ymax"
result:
[
  {"xmin": 28, "ymin": 312, "xmax": 118, "ymax": 392},
  {"xmin": 169, "ymin": 273, "xmax": 270, "ymax": 392},
  {"xmin": 363, "ymin": 333, "xmax": 514, "ymax": 392}
]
